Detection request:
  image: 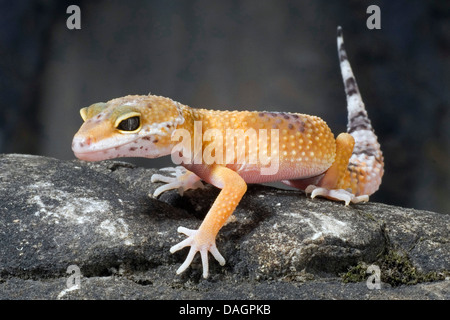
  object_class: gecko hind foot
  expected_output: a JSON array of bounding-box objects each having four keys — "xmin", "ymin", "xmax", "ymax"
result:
[
  {"xmin": 305, "ymin": 185, "xmax": 369, "ymax": 206},
  {"xmin": 170, "ymin": 226, "xmax": 225, "ymax": 279},
  {"xmin": 151, "ymin": 166, "xmax": 204, "ymax": 197}
]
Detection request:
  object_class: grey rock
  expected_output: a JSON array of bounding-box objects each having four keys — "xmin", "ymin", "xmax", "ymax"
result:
[
  {"xmin": 0, "ymin": 275, "xmax": 449, "ymax": 300},
  {"xmin": 0, "ymin": 154, "xmax": 185, "ymax": 279},
  {"xmin": 364, "ymin": 203, "xmax": 450, "ymax": 274},
  {"xmin": 0, "ymin": 154, "xmax": 448, "ymax": 299}
]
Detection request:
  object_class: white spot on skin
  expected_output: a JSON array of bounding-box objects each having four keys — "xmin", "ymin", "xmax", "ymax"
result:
[{"xmin": 351, "ymin": 130, "xmax": 379, "ymax": 149}]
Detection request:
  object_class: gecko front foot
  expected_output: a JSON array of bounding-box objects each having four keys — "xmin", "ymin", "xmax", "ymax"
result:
[
  {"xmin": 170, "ymin": 226, "xmax": 225, "ymax": 279},
  {"xmin": 151, "ymin": 166, "xmax": 204, "ymax": 197},
  {"xmin": 305, "ymin": 185, "xmax": 369, "ymax": 206}
]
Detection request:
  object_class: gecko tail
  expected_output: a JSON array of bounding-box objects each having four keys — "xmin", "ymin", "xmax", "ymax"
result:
[{"xmin": 337, "ymin": 26, "xmax": 384, "ymax": 196}]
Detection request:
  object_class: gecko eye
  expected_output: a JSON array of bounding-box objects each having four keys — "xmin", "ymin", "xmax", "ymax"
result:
[{"xmin": 117, "ymin": 116, "xmax": 140, "ymax": 132}]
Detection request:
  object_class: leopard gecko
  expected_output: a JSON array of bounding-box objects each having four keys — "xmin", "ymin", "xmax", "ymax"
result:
[{"xmin": 72, "ymin": 27, "xmax": 384, "ymax": 278}]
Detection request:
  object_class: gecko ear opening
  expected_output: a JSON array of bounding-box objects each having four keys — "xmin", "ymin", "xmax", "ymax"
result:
[{"xmin": 79, "ymin": 102, "xmax": 108, "ymax": 121}]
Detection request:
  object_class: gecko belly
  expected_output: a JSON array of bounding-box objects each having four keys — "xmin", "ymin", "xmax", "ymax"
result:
[{"xmin": 227, "ymin": 161, "xmax": 330, "ymax": 184}]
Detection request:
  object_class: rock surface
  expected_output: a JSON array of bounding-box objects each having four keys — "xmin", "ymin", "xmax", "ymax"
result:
[{"xmin": 0, "ymin": 154, "xmax": 448, "ymax": 299}]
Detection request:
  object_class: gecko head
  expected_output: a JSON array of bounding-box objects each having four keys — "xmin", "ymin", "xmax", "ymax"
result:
[{"xmin": 72, "ymin": 94, "xmax": 185, "ymax": 161}]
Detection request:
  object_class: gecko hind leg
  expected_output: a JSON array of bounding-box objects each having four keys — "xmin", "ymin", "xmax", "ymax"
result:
[
  {"xmin": 304, "ymin": 132, "xmax": 368, "ymax": 206},
  {"xmin": 151, "ymin": 166, "xmax": 204, "ymax": 197},
  {"xmin": 305, "ymin": 185, "xmax": 368, "ymax": 206}
]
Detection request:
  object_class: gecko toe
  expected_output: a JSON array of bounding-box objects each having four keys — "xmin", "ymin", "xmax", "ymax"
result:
[
  {"xmin": 305, "ymin": 185, "xmax": 368, "ymax": 206},
  {"xmin": 170, "ymin": 226, "xmax": 225, "ymax": 278},
  {"xmin": 151, "ymin": 166, "xmax": 204, "ymax": 197}
]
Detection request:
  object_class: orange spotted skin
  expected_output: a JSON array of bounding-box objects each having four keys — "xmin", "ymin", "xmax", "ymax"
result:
[
  {"xmin": 72, "ymin": 27, "xmax": 384, "ymax": 278},
  {"xmin": 72, "ymin": 93, "xmax": 376, "ymax": 279},
  {"xmin": 183, "ymin": 108, "xmax": 337, "ymax": 183}
]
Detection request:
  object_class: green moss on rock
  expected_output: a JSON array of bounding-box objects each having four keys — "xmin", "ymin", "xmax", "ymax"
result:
[{"xmin": 342, "ymin": 249, "xmax": 448, "ymax": 286}]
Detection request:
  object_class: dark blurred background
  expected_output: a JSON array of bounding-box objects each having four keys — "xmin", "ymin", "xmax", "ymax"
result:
[{"xmin": 0, "ymin": 0, "xmax": 448, "ymax": 213}]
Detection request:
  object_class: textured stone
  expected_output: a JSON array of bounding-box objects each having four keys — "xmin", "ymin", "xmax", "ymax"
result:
[{"xmin": 0, "ymin": 154, "xmax": 448, "ymax": 299}]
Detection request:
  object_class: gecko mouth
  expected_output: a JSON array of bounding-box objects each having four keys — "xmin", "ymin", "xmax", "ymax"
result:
[
  {"xmin": 72, "ymin": 135, "xmax": 171, "ymax": 161},
  {"xmin": 71, "ymin": 134, "xmax": 140, "ymax": 161}
]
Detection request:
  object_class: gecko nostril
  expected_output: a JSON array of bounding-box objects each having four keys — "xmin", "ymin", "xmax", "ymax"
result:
[{"xmin": 72, "ymin": 135, "xmax": 93, "ymax": 150}]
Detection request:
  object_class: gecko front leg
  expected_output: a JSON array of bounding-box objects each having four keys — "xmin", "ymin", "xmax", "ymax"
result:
[
  {"xmin": 151, "ymin": 166, "xmax": 204, "ymax": 197},
  {"xmin": 170, "ymin": 165, "xmax": 247, "ymax": 278}
]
